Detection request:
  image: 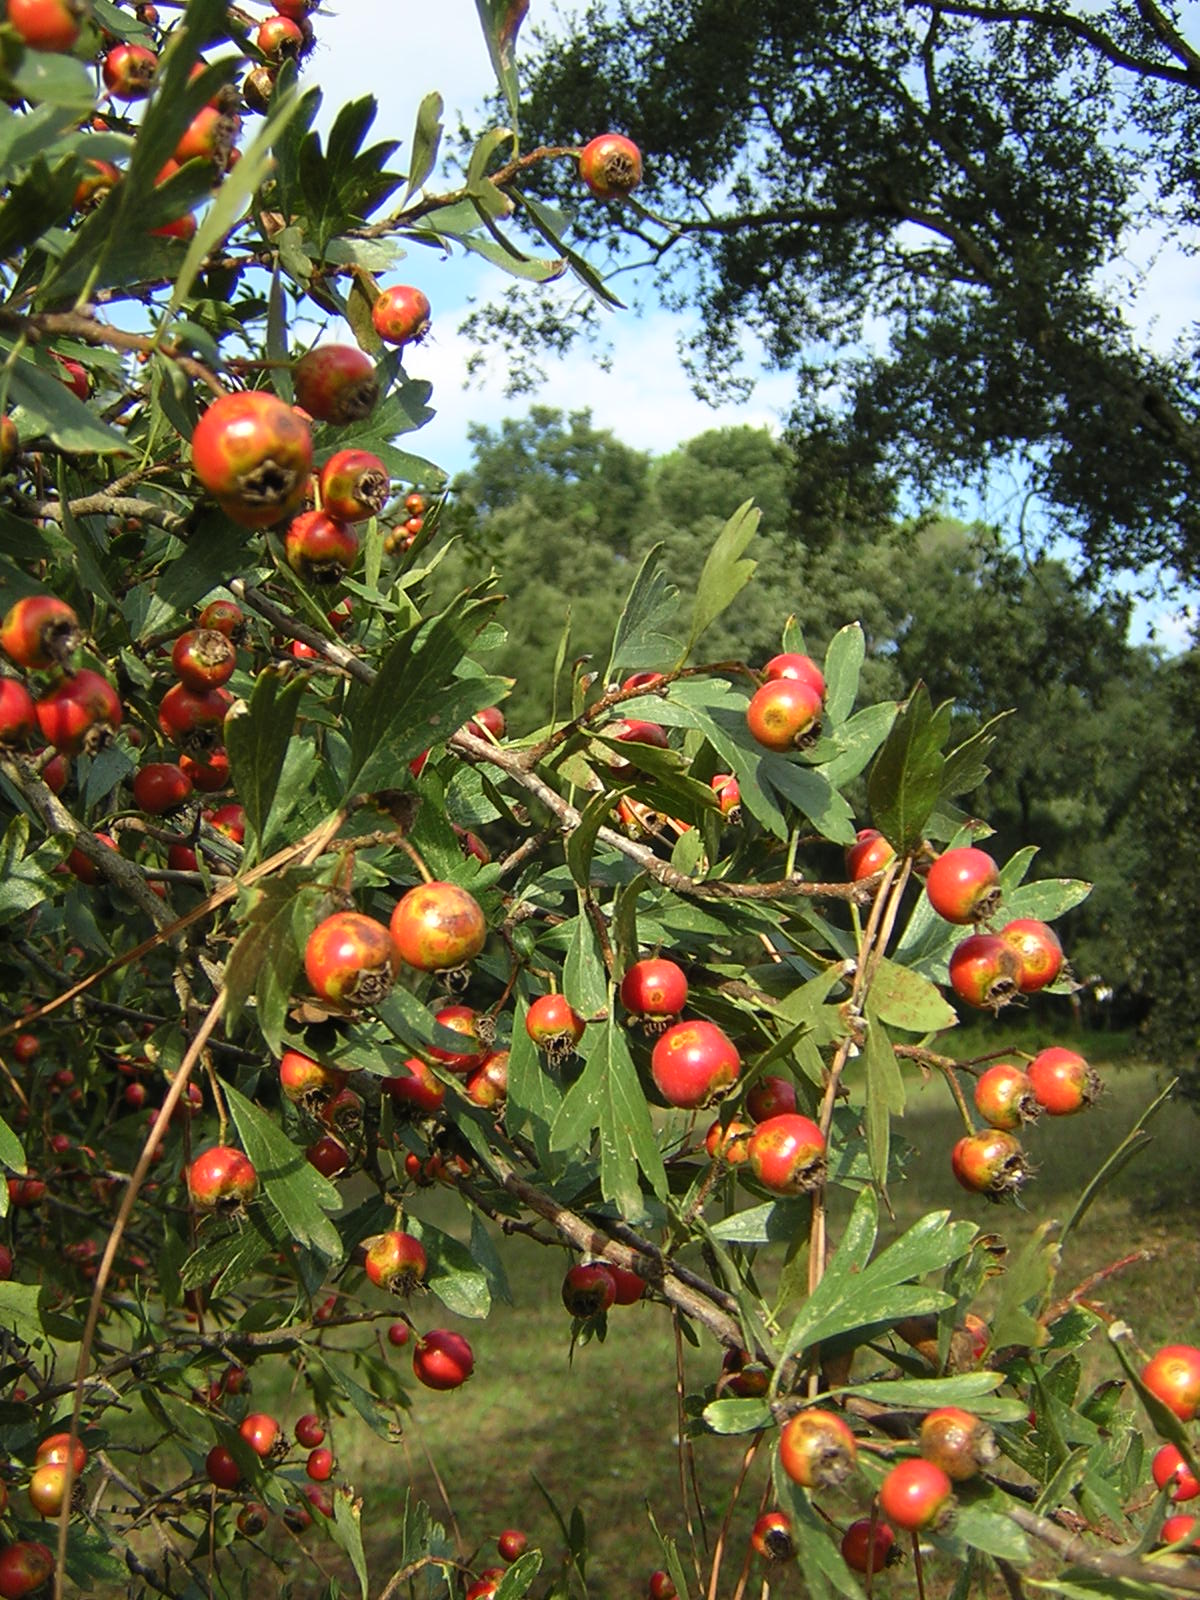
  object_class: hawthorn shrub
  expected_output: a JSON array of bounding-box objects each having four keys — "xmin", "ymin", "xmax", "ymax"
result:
[{"xmin": 0, "ymin": 2, "xmax": 1193, "ymax": 1599}]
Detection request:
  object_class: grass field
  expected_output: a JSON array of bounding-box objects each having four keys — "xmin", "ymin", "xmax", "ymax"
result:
[{"xmin": 242, "ymin": 1031, "xmax": 1200, "ymax": 1598}]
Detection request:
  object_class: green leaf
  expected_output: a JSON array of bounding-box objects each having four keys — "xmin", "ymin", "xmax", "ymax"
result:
[
  {"xmin": 933, "ymin": 1503, "xmax": 1030, "ymax": 1562},
  {"xmin": 1003, "ymin": 877, "xmax": 1093, "ymax": 922},
  {"xmin": 0, "ymin": 1113, "xmax": 25, "ymax": 1184},
  {"xmin": 405, "ymin": 90, "xmax": 444, "ymax": 199},
  {"xmin": 493, "ymin": 1550, "xmax": 543, "ymax": 1600},
  {"xmin": 550, "ymin": 1020, "xmax": 666, "ymax": 1218},
  {"xmin": 940, "ymin": 713, "xmax": 1009, "ymax": 800},
  {"xmin": 988, "ymin": 1222, "xmax": 1057, "ymax": 1351},
  {"xmin": 475, "ymin": 0, "xmax": 527, "ymax": 123},
  {"xmin": 813, "ymin": 700, "xmax": 897, "ymax": 788},
  {"xmin": 604, "ymin": 543, "xmax": 682, "ymax": 680},
  {"xmin": 0, "ymin": 154, "xmax": 78, "ymax": 259},
  {"xmin": 0, "ymin": 1281, "xmax": 45, "ymax": 1347},
  {"xmin": 562, "ymin": 908, "xmax": 609, "ymax": 1018},
  {"xmin": 510, "ymin": 188, "xmax": 625, "ymax": 309},
  {"xmin": 823, "ymin": 623, "xmax": 865, "ymax": 724},
  {"xmin": 701, "ymin": 1398, "xmax": 772, "ymax": 1434},
  {"xmin": 835, "ymin": 1372, "xmax": 1028, "ymax": 1420},
  {"xmin": 866, "ymin": 685, "xmax": 949, "ymax": 853},
  {"xmin": 308, "ymin": 1349, "xmax": 393, "ymax": 1437},
  {"xmin": 565, "ymin": 789, "xmax": 622, "ymax": 888},
  {"xmin": 0, "ymin": 812, "xmax": 55, "ymax": 927},
  {"xmin": 506, "ymin": 999, "xmax": 564, "ymax": 1165},
  {"xmin": 181, "ymin": 1206, "xmax": 282, "ymax": 1295},
  {"xmin": 298, "ymin": 95, "xmax": 402, "ymax": 252},
  {"xmin": 709, "ymin": 1198, "xmax": 809, "ymax": 1243},
  {"xmin": 405, "ymin": 1217, "xmax": 491, "ymax": 1319},
  {"xmin": 224, "ymin": 1082, "xmax": 342, "ymax": 1260},
  {"xmin": 224, "ymin": 670, "xmax": 307, "ymax": 861},
  {"xmin": 685, "ymin": 500, "xmax": 759, "ymax": 658},
  {"xmin": 5, "ymin": 49, "xmax": 95, "ymax": 109},
  {"xmin": 330, "ymin": 1493, "xmax": 369, "ymax": 1600},
  {"xmin": 761, "ymin": 755, "xmax": 857, "ymax": 845},
  {"xmin": 870, "ymin": 958, "xmax": 958, "ymax": 1034},
  {"xmin": 6, "ymin": 351, "xmax": 132, "ymax": 456},
  {"xmin": 222, "ymin": 876, "xmax": 327, "ymax": 1055},
  {"xmin": 863, "ymin": 1002, "xmax": 905, "ymax": 1186}
]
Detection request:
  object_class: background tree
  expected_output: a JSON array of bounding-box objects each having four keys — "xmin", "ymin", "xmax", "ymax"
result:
[{"xmin": 481, "ymin": 0, "xmax": 1200, "ymax": 585}]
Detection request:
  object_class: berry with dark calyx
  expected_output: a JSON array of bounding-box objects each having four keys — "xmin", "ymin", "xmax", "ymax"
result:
[
  {"xmin": 53, "ymin": 353, "xmax": 89, "ymax": 399},
  {"xmin": 412, "ymin": 1328, "xmax": 474, "ymax": 1390},
  {"xmin": 209, "ymin": 803, "xmax": 245, "ymax": 844},
  {"xmin": 0, "ymin": 678, "xmax": 36, "ymax": 747},
  {"xmin": 778, "ymin": 1409, "xmax": 858, "ymax": 1490},
  {"xmin": 455, "ymin": 825, "xmax": 491, "ymax": 865},
  {"xmin": 206, "ymin": 1445, "xmax": 242, "ymax": 1489},
  {"xmin": 241, "ymin": 64, "xmax": 276, "ymax": 115},
  {"xmin": 879, "ymin": 1458, "xmax": 954, "ymax": 1532},
  {"xmin": 999, "ymin": 918, "xmax": 1064, "ymax": 992},
  {"xmin": 236, "ymin": 1502, "xmax": 268, "ymax": 1536},
  {"xmin": 102, "ymin": 43, "xmax": 158, "ymax": 99},
  {"xmin": 705, "ymin": 1116, "xmax": 752, "ymax": 1165},
  {"xmin": 285, "ymin": 510, "xmax": 360, "ymax": 585},
  {"xmin": 294, "ymin": 1414, "xmax": 325, "ymax": 1448},
  {"xmin": 2, "ymin": 595, "xmax": 79, "ymax": 670},
  {"xmin": 973, "ymin": 1063, "xmax": 1040, "ymax": 1130},
  {"xmin": 171, "ymin": 628, "xmax": 236, "ymax": 691},
  {"xmin": 319, "ymin": 1086, "xmax": 363, "ymax": 1137},
  {"xmin": 41, "ymin": 751, "xmax": 67, "ymax": 793},
  {"xmin": 306, "ymin": 1135, "xmax": 349, "ymax": 1178},
  {"xmin": 8, "ymin": 0, "xmax": 88, "ymax": 51},
  {"xmin": 846, "ymin": 827, "xmax": 896, "ymax": 880},
  {"xmin": 278, "ymin": 1049, "xmax": 347, "ymax": 1108},
  {"xmin": 1142, "ymin": 1345, "xmax": 1200, "ymax": 1422},
  {"xmin": 304, "ymin": 1446, "xmax": 333, "ymax": 1482},
  {"xmin": 497, "ymin": 1530, "xmax": 527, "ymax": 1563},
  {"xmin": 191, "ymin": 390, "xmax": 313, "ymax": 529},
  {"xmin": 132, "ymin": 762, "xmax": 193, "ymax": 815},
  {"xmin": 647, "ymin": 1574, "xmax": 677, "ymax": 1600},
  {"xmin": 651, "ymin": 1020, "xmax": 740, "ymax": 1108},
  {"xmin": 840, "ymin": 1518, "xmax": 898, "ymax": 1575},
  {"xmin": 948, "ymin": 933, "xmax": 1022, "ymax": 1011},
  {"xmin": 1154, "ymin": 1445, "xmax": 1200, "ymax": 1502},
  {"xmin": 620, "ymin": 957, "xmax": 688, "ymax": 1031},
  {"xmin": 305, "ymin": 911, "xmax": 395, "ymax": 1007},
  {"xmin": 390, "ymin": 880, "xmax": 487, "ymax": 972},
  {"xmin": 919, "ymin": 1407, "xmax": 997, "ymax": 1481},
  {"xmin": 319, "ymin": 449, "xmax": 390, "ymax": 522},
  {"xmin": 466, "ymin": 1049, "xmax": 509, "ymax": 1109},
  {"xmin": 35, "ymin": 669, "xmax": 122, "ymax": 755},
  {"xmin": 188, "ymin": 1146, "xmax": 258, "ymax": 1213},
  {"xmin": 745, "ymin": 677, "xmax": 822, "ymax": 752},
  {"xmin": 747, "ymin": 1112, "xmax": 826, "ymax": 1194},
  {"xmin": 763, "ymin": 651, "xmax": 825, "ymax": 699},
  {"xmin": 364, "ymin": 1230, "xmax": 427, "ymax": 1294},
  {"xmin": 372, "ymin": 285, "xmax": 431, "ymax": 347},
  {"xmin": 382, "ymin": 1056, "xmax": 445, "ymax": 1114},
  {"xmin": 198, "ymin": 599, "xmax": 246, "ymax": 641},
  {"xmin": 710, "ymin": 772, "xmax": 740, "ymax": 818},
  {"xmin": 175, "ymin": 104, "xmax": 241, "ymax": 168},
  {"xmin": 464, "ymin": 705, "xmax": 506, "ymax": 741},
  {"xmin": 750, "ymin": 1510, "xmax": 794, "ymax": 1562},
  {"xmin": 1028, "ymin": 1047, "xmax": 1100, "ymax": 1115},
  {"xmin": 256, "ymin": 12, "xmax": 304, "ymax": 58},
  {"xmin": 239, "ymin": 1412, "xmax": 280, "ymax": 1459},
  {"xmin": 579, "ymin": 132, "xmax": 643, "ymax": 199},
  {"xmin": 561, "ymin": 1261, "xmax": 617, "ymax": 1318},
  {"xmin": 157, "ymin": 682, "xmax": 232, "ymax": 756},
  {"xmin": 951, "ymin": 1129, "xmax": 1031, "ymax": 1201},
  {"xmin": 0, "ymin": 1542, "xmax": 55, "ymax": 1598},
  {"xmin": 429, "ymin": 1005, "xmax": 488, "ymax": 1072},
  {"xmin": 925, "ymin": 847, "xmax": 1001, "ymax": 924},
  {"xmin": 293, "ymin": 346, "xmax": 378, "ymax": 424},
  {"xmin": 746, "ymin": 1074, "xmax": 797, "ymax": 1122}
]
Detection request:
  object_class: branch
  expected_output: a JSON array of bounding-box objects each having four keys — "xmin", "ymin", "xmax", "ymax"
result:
[{"xmin": 1004, "ymin": 1502, "xmax": 1200, "ymax": 1592}]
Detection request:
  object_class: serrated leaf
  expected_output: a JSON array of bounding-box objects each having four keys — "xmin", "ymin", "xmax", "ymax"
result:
[
  {"xmin": 1002, "ymin": 877, "xmax": 1092, "ymax": 922},
  {"xmin": 870, "ymin": 958, "xmax": 958, "ymax": 1034},
  {"xmin": 475, "ymin": 0, "xmax": 527, "ymax": 122},
  {"xmin": 330, "ymin": 1493, "xmax": 369, "ymax": 1600},
  {"xmin": 823, "ymin": 623, "xmax": 865, "ymax": 724},
  {"xmin": 604, "ymin": 543, "xmax": 682, "ymax": 680},
  {"xmin": 686, "ymin": 500, "xmax": 759, "ymax": 657},
  {"xmin": 940, "ymin": 713, "xmax": 1009, "ymax": 799},
  {"xmin": 222, "ymin": 876, "xmax": 326, "ymax": 1053},
  {"xmin": 562, "ymin": 909, "xmax": 609, "ymax": 1018},
  {"xmin": 180, "ymin": 1206, "xmax": 282, "ymax": 1294},
  {"xmin": 565, "ymin": 789, "xmax": 622, "ymax": 888},
  {"xmin": 224, "ymin": 670, "xmax": 307, "ymax": 861},
  {"xmin": 0, "ymin": 812, "xmax": 55, "ymax": 926},
  {"xmin": 550, "ymin": 1021, "xmax": 666, "ymax": 1218},
  {"xmin": 988, "ymin": 1222, "xmax": 1057, "ymax": 1351},
  {"xmin": 6, "ymin": 351, "xmax": 132, "ymax": 455},
  {"xmin": 224, "ymin": 1082, "xmax": 342, "ymax": 1259},
  {"xmin": 405, "ymin": 1217, "xmax": 491, "ymax": 1319},
  {"xmin": 6, "ymin": 48, "xmax": 96, "ymax": 109},
  {"xmin": 866, "ymin": 685, "xmax": 948, "ymax": 852},
  {"xmin": 405, "ymin": 90, "xmax": 444, "ymax": 199}
]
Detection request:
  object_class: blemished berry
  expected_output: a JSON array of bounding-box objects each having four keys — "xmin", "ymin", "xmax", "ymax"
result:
[
  {"xmin": 390, "ymin": 881, "xmax": 487, "ymax": 972},
  {"xmin": 651, "ymin": 1020, "xmax": 740, "ymax": 1108},
  {"xmin": 578, "ymin": 132, "xmax": 643, "ymax": 199},
  {"xmin": 0, "ymin": 1542, "xmax": 55, "ymax": 1598},
  {"xmin": 171, "ymin": 628, "xmax": 236, "ymax": 690},
  {"xmin": 745, "ymin": 677, "xmax": 822, "ymax": 752},
  {"xmin": 1027, "ymin": 1047, "xmax": 1100, "ymax": 1115},
  {"xmin": 293, "ymin": 345, "xmax": 378, "ymax": 424},
  {"xmin": 778, "ymin": 1409, "xmax": 858, "ymax": 1490},
  {"xmin": 925, "ymin": 847, "xmax": 1001, "ymax": 924},
  {"xmin": 999, "ymin": 917, "xmax": 1064, "ymax": 992},
  {"xmin": 948, "ymin": 933, "xmax": 1022, "ymax": 1011},
  {"xmin": 919, "ymin": 1407, "xmax": 997, "ymax": 1481},
  {"xmin": 747, "ymin": 1113, "xmax": 826, "ymax": 1194},
  {"xmin": 705, "ymin": 1116, "xmax": 752, "ymax": 1165},
  {"xmin": 372, "ymin": 285, "xmax": 431, "ymax": 347},
  {"xmin": 973, "ymin": 1062, "xmax": 1040, "ymax": 1130},
  {"xmin": 619, "ymin": 957, "xmax": 688, "ymax": 1029},
  {"xmin": 319, "ymin": 448, "xmax": 390, "ymax": 522},
  {"xmin": 950, "ymin": 1129, "xmax": 1031, "ymax": 1201},
  {"xmin": 304, "ymin": 911, "xmax": 395, "ymax": 1007},
  {"xmin": 364, "ymin": 1230, "xmax": 427, "ymax": 1294},
  {"xmin": 284, "ymin": 510, "xmax": 360, "ymax": 585},
  {"xmin": 278, "ymin": 1049, "xmax": 347, "ymax": 1108},
  {"xmin": 102, "ymin": 42, "xmax": 158, "ymax": 99},
  {"xmin": 187, "ymin": 1146, "xmax": 258, "ymax": 1213},
  {"xmin": 561, "ymin": 1261, "xmax": 617, "ymax": 1318},
  {"xmin": 191, "ymin": 389, "xmax": 313, "ymax": 529},
  {"xmin": 750, "ymin": 1510, "xmax": 795, "ymax": 1562},
  {"xmin": 878, "ymin": 1458, "xmax": 954, "ymax": 1532},
  {"xmin": 1, "ymin": 594, "xmax": 79, "ymax": 670}
]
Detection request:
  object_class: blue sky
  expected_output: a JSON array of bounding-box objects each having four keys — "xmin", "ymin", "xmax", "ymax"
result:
[{"xmin": 299, "ymin": 0, "xmax": 1196, "ymax": 651}]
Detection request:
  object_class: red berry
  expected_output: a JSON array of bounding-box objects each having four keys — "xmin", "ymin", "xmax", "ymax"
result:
[
  {"xmin": 710, "ymin": 772, "xmax": 740, "ymax": 817},
  {"xmin": 205, "ymin": 1444, "xmax": 242, "ymax": 1490},
  {"xmin": 651, "ymin": 1020, "xmax": 740, "ymax": 1108},
  {"xmin": 1027, "ymin": 1047, "xmax": 1100, "ymax": 1115},
  {"xmin": 73, "ymin": 157, "xmax": 121, "ymax": 212},
  {"xmin": 27, "ymin": 1464, "xmax": 67, "ymax": 1518},
  {"xmin": 705, "ymin": 1116, "xmax": 752, "ymax": 1165},
  {"xmin": 1162, "ymin": 1514, "xmax": 1200, "ymax": 1547},
  {"xmin": 620, "ymin": 958, "xmax": 688, "ymax": 1027},
  {"xmin": 0, "ymin": 414, "xmax": 16, "ymax": 470},
  {"xmin": 607, "ymin": 1263, "xmax": 646, "ymax": 1305},
  {"xmin": 1143, "ymin": 1345, "xmax": 1200, "ymax": 1422},
  {"xmin": 948, "ymin": 933, "xmax": 1022, "ymax": 1011},
  {"xmin": 497, "ymin": 1529, "xmax": 527, "ymax": 1563},
  {"xmin": 305, "ymin": 911, "xmax": 395, "ymax": 1007},
  {"xmin": 102, "ymin": 43, "xmax": 158, "ymax": 99},
  {"xmin": 8, "ymin": 0, "xmax": 85, "ymax": 50},
  {"xmin": 157, "ymin": 682, "xmax": 232, "ymax": 756},
  {"xmin": 306, "ymin": 1135, "xmax": 349, "ymax": 1178},
  {"xmin": 53, "ymin": 354, "xmax": 89, "ymax": 399},
  {"xmin": 925, "ymin": 847, "xmax": 1001, "ymax": 924},
  {"xmin": 561, "ymin": 1261, "xmax": 617, "ymax": 1318},
  {"xmin": 256, "ymin": 13, "xmax": 304, "ymax": 58},
  {"xmin": 428, "ymin": 1005, "xmax": 488, "ymax": 1073},
  {"xmin": 840, "ymin": 1518, "xmax": 897, "ymax": 1575},
  {"xmin": 382, "ymin": 1057, "xmax": 445, "ymax": 1114},
  {"xmin": 763, "ymin": 651, "xmax": 825, "ymax": 699},
  {"xmin": 172, "ymin": 628, "xmax": 236, "ymax": 690},
  {"xmin": 372, "ymin": 285, "xmax": 431, "ymax": 347},
  {"xmin": 750, "ymin": 1510, "xmax": 794, "ymax": 1562},
  {"xmin": 35, "ymin": 1432, "xmax": 86, "ymax": 1472},
  {"xmin": 464, "ymin": 705, "xmax": 506, "ymax": 741},
  {"xmin": 525, "ymin": 992, "xmax": 586, "ymax": 1055},
  {"xmin": 745, "ymin": 678, "xmax": 822, "ymax": 752},
  {"xmin": 745, "ymin": 1074, "xmax": 797, "ymax": 1122},
  {"xmin": 845, "ymin": 827, "xmax": 896, "ymax": 881},
  {"xmin": 578, "ymin": 132, "xmax": 643, "ymax": 199},
  {"xmin": 237, "ymin": 1502, "xmax": 268, "ymax": 1536},
  {"xmin": 132, "ymin": 762, "xmax": 193, "ymax": 815},
  {"xmin": 239, "ymin": 1412, "xmax": 279, "ymax": 1458},
  {"xmin": 175, "ymin": 104, "xmax": 240, "ymax": 168},
  {"xmin": 12, "ymin": 1033, "xmax": 38, "ymax": 1064},
  {"xmin": 197, "ymin": 599, "xmax": 246, "ymax": 641},
  {"xmin": 65, "ymin": 831, "xmax": 119, "ymax": 884},
  {"xmin": 919, "ymin": 1407, "xmax": 996, "ymax": 1481},
  {"xmin": 390, "ymin": 881, "xmax": 487, "ymax": 972},
  {"xmin": 364, "ymin": 1230, "xmax": 427, "ymax": 1294},
  {"xmin": 412, "ymin": 1329, "xmax": 474, "ymax": 1391},
  {"xmin": 647, "ymin": 1574, "xmax": 677, "ymax": 1600},
  {"xmin": 973, "ymin": 1063, "xmax": 1039, "ymax": 1130},
  {"xmin": 1154, "ymin": 1444, "xmax": 1200, "ymax": 1502},
  {"xmin": 319, "ymin": 449, "xmax": 390, "ymax": 522},
  {"xmin": 0, "ymin": 678, "xmax": 36, "ymax": 747},
  {"xmin": 466, "ymin": 1049, "xmax": 508, "ymax": 1108},
  {"xmin": 293, "ymin": 345, "xmax": 378, "ymax": 424},
  {"xmin": 278, "ymin": 1050, "xmax": 346, "ymax": 1107},
  {"xmin": 998, "ymin": 918, "xmax": 1064, "ymax": 992},
  {"xmin": 950, "ymin": 1129, "xmax": 1031, "ymax": 1201},
  {"xmin": 305, "ymin": 1446, "xmax": 334, "ymax": 1482},
  {"xmin": 1, "ymin": 595, "xmax": 79, "ymax": 670},
  {"xmin": 879, "ymin": 1458, "xmax": 954, "ymax": 1532},
  {"xmin": 747, "ymin": 1113, "xmax": 826, "ymax": 1194},
  {"xmin": 721, "ymin": 1348, "xmax": 771, "ymax": 1397},
  {"xmin": 180, "ymin": 747, "xmax": 231, "ymax": 792},
  {"xmin": 35, "ymin": 669, "xmax": 122, "ymax": 755},
  {"xmin": 778, "ymin": 1409, "xmax": 858, "ymax": 1490},
  {"xmin": 187, "ymin": 1146, "xmax": 258, "ymax": 1213},
  {"xmin": 191, "ymin": 390, "xmax": 313, "ymax": 529},
  {"xmin": 284, "ymin": 510, "xmax": 360, "ymax": 585},
  {"xmin": 386, "ymin": 1320, "xmax": 411, "ymax": 1347}
]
